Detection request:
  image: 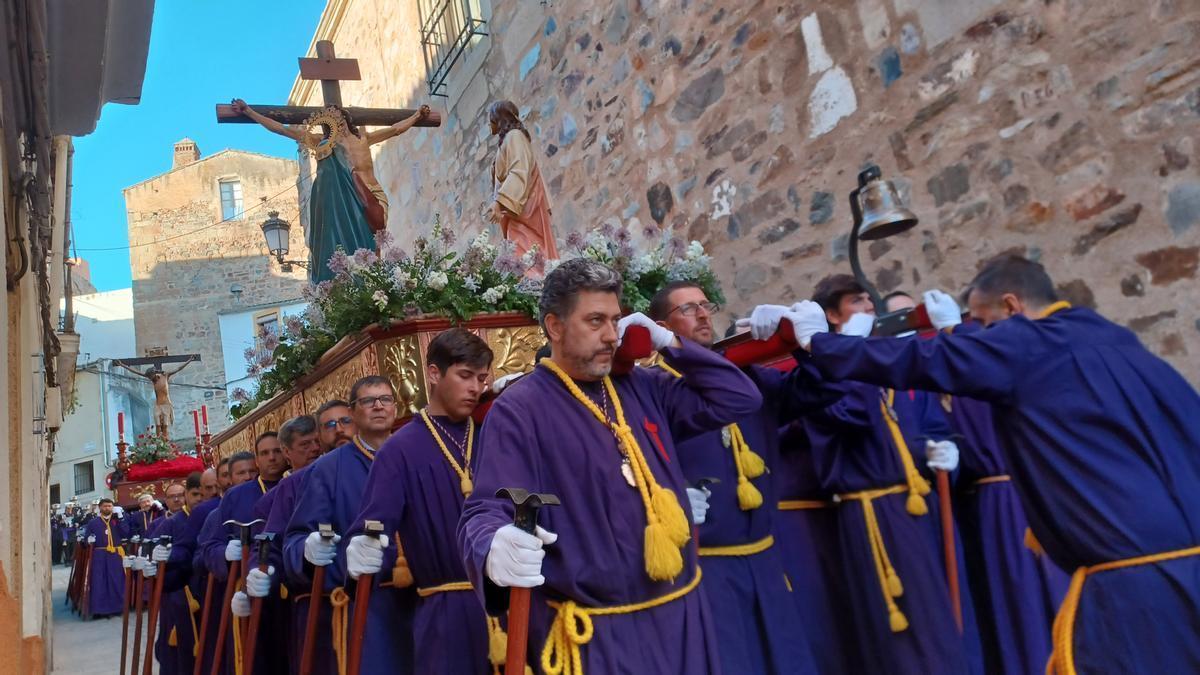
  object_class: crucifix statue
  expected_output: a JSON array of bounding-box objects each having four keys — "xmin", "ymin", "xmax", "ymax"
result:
[
  {"xmin": 114, "ymin": 353, "xmax": 200, "ymax": 437},
  {"xmin": 216, "ymin": 41, "xmax": 442, "ymax": 283}
]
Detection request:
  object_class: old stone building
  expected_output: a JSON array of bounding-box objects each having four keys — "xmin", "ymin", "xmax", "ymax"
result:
[
  {"xmin": 288, "ymin": 0, "xmax": 1200, "ymax": 382},
  {"xmin": 124, "ymin": 140, "xmax": 308, "ymax": 437}
]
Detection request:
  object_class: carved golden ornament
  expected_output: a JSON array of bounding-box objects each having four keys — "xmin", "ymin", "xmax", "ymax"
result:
[
  {"xmin": 486, "ymin": 326, "xmax": 544, "ymax": 378},
  {"xmin": 299, "ymin": 107, "xmax": 348, "ymax": 160},
  {"xmin": 378, "ymin": 335, "xmax": 425, "ymax": 417},
  {"xmin": 306, "ymin": 358, "xmax": 365, "ymax": 415}
]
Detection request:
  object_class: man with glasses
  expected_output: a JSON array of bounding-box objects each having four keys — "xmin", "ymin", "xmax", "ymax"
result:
[
  {"xmin": 283, "ymin": 377, "xmax": 415, "ymax": 674},
  {"xmin": 316, "ymin": 399, "xmax": 357, "ymax": 452},
  {"xmin": 647, "ymin": 280, "xmax": 834, "ymax": 675}
]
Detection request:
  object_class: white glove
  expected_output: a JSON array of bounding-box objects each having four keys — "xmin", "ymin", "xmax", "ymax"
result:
[
  {"xmin": 141, "ymin": 558, "xmax": 157, "ymax": 578},
  {"xmin": 485, "ymin": 524, "xmax": 557, "ymax": 588},
  {"xmin": 923, "ymin": 290, "xmax": 962, "ymax": 330},
  {"xmin": 926, "ymin": 440, "xmax": 960, "ymax": 472},
  {"xmin": 87, "ymin": 535, "xmax": 96, "ymax": 544},
  {"xmin": 786, "ymin": 300, "xmax": 830, "ymax": 348},
  {"xmin": 245, "ymin": 566, "xmax": 273, "ymax": 598},
  {"xmin": 113, "ymin": 506, "xmax": 125, "ymax": 517},
  {"xmin": 492, "ymin": 372, "xmax": 525, "ymax": 394},
  {"xmin": 686, "ymin": 487, "xmax": 710, "ymax": 525},
  {"xmin": 840, "ymin": 312, "xmax": 876, "ymax": 337},
  {"xmin": 131, "ymin": 556, "xmax": 145, "ymax": 572},
  {"xmin": 304, "ymin": 531, "xmax": 342, "ymax": 567},
  {"xmin": 224, "ymin": 539, "xmax": 243, "ymax": 562},
  {"xmin": 153, "ymin": 500, "xmax": 164, "ymax": 511},
  {"xmin": 346, "ymin": 534, "xmax": 391, "ymax": 580},
  {"xmin": 122, "ymin": 556, "xmax": 134, "ymax": 569},
  {"xmin": 736, "ymin": 304, "xmax": 789, "ymax": 341},
  {"xmin": 231, "ymin": 591, "xmax": 251, "ymax": 618},
  {"xmin": 618, "ymin": 312, "xmax": 676, "ymax": 351},
  {"xmin": 152, "ymin": 544, "xmax": 170, "ymax": 563}
]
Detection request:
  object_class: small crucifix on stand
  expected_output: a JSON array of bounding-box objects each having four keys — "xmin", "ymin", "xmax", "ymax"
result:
[
  {"xmin": 216, "ymin": 40, "xmax": 441, "ymax": 283},
  {"xmin": 113, "ymin": 352, "xmax": 201, "ymax": 438}
]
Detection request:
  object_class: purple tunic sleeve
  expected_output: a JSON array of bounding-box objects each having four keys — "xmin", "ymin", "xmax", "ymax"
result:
[
  {"xmin": 655, "ymin": 337, "xmax": 764, "ymax": 440},
  {"xmin": 197, "ymin": 504, "xmax": 229, "ymax": 581},
  {"xmin": 283, "ymin": 457, "xmax": 340, "ymax": 590},
  {"xmin": 347, "ymin": 440, "xmax": 407, "ymax": 573}
]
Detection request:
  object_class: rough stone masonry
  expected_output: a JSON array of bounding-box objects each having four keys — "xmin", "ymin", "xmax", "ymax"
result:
[{"xmin": 298, "ymin": 0, "xmax": 1200, "ymax": 383}]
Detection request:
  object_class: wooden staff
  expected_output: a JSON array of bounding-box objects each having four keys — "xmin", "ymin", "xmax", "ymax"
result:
[
  {"xmin": 298, "ymin": 523, "xmax": 335, "ymax": 675},
  {"xmin": 119, "ymin": 547, "xmax": 134, "ymax": 675},
  {"xmin": 142, "ymin": 536, "xmax": 172, "ymax": 675},
  {"xmin": 497, "ymin": 488, "xmax": 560, "ymax": 675},
  {"xmin": 211, "ymin": 520, "xmax": 258, "ymax": 675},
  {"xmin": 937, "ymin": 470, "xmax": 963, "ymax": 632},
  {"xmin": 192, "ymin": 573, "xmax": 216, "ymax": 675},
  {"xmin": 78, "ymin": 542, "xmax": 94, "ymax": 619},
  {"xmin": 240, "ymin": 533, "xmax": 275, "ymax": 673},
  {"xmin": 129, "ymin": 538, "xmax": 151, "ymax": 675},
  {"xmin": 66, "ymin": 540, "xmax": 83, "ymax": 608},
  {"xmin": 346, "ymin": 521, "xmax": 385, "ymax": 675}
]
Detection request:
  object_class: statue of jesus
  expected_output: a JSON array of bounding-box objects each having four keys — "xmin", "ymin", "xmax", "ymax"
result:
[
  {"xmin": 116, "ymin": 356, "xmax": 196, "ymax": 436},
  {"xmin": 231, "ymin": 98, "xmax": 430, "ymax": 282}
]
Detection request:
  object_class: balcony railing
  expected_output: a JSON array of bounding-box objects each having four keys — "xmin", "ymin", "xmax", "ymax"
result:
[{"xmin": 419, "ymin": 0, "xmax": 489, "ymax": 98}]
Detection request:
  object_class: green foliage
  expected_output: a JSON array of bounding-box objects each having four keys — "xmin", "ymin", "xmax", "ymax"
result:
[{"xmin": 129, "ymin": 430, "xmax": 181, "ymax": 466}]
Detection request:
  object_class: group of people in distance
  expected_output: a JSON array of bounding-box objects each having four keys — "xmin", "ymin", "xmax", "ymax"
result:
[{"xmin": 90, "ymin": 252, "xmax": 1200, "ymax": 674}]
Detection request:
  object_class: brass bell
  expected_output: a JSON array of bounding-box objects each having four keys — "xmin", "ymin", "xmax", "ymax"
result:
[{"xmin": 853, "ymin": 165, "xmax": 918, "ymax": 241}]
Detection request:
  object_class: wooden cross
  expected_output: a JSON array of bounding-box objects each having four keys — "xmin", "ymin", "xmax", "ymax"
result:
[{"xmin": 215, "ymin": 40, "xmax": 441, "ymax": 127}]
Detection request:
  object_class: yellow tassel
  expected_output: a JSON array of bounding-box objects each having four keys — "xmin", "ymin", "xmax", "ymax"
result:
[
  {"xmin": 736, "ymin": 476, "xmax": 763, "ymax": 510},
  {"xmin": 740, "ymin": 448, "xmax": 766, "ymax": 479},
  {"xmin": 650, "ymin": 486, "xmax": 691, "ymax": 547},
  {"xmin": 280, "ymin": 585, "xmax": 289, "ymax": 600},
  {"xmin": 525, "ymin": 667, "xmax": 533, "ymax": 675},
  {"xmin": 168, "ymin": 626, "xmax": 177, "ymax": 646},
  {"xmin": 460, "ymin": 475, "xmax": 474, "ymax": 497},
  {"xmin": 1025, "ymin": 527, "xmax": 1045, "ymax": 557},
  {"xmin": 644, "ymin": 522, "xmax": 684, "ymax": 580},
  {"xmin": 187, "ymin": 592, "xmax": 200, "ymax": 613},
  {"xmin": 889, "ymin": 607, "xmax": 909, "ymax": 632},
  {"xmin": 906, "ymin": 492, "xmax": 928, "ymax": 516},
  {"xmin": 488, "ymin": 620, "xmax": 507, "ymax": 666},
  {"xmin": 392, "ymin": 559, "xmax": 414, "ymax": 589},
  {"xmin": 887, "ymin": 570, "xmax": 904, "ymax": 597}
]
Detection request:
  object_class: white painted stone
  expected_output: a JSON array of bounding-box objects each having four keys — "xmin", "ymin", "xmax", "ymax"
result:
[
  {"xmin": 894, "ymin": 0, "xmax": 1005, "ymax": 48},
  {"xmin": 808, "ymin": 66, "xmax": 858, "ymax": 138},
  {"xmin": 998, "ymin": 117, "xmax": 1034, "ymax": 139},
  {"xmin": 711, "ymin": 179, "xmax": 737, "ymax": 219},
  {"xmin": 801, "ymin": 14, "xmax": 833, "ymax": 75},
  {"xmin": 857, "ymin": 0, "xmax": 892, "ymax": 50}
]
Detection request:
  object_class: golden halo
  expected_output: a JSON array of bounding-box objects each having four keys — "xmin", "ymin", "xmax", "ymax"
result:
[{"xmin": 299, "ymin": 106, "xmax": 348, "ymax": 159}]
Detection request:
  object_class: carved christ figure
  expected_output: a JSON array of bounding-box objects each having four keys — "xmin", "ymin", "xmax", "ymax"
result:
[
  {"xmin": 487, "ymin": 100, "xmax": 558, "ymax": 265},
  {"xmin": 116, "ymin": 356, "xmax": 196, "ymax": 432},
  {"xmin": 230, "ymin": 98, "xmax": 430, "ymax": 282}
]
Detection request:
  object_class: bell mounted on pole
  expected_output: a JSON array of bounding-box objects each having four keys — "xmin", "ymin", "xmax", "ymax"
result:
[{"xmin": 852, "ymin": 165, "xmax": 918, "ymax": 241}]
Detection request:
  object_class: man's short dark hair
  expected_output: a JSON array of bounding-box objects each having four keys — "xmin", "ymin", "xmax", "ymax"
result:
[
  {"xmin": 969, "ymin": 254, "xmax": 1058, "ymax": 306},
  {"xmin": 279, "ymin": 415, "xmax": 318, "ymax": 448},
  {"xmin": 217, "ymin": 457, "xmax": 231, "ymax": 469},
  {"xmin": 648, "ymin": 281, "xmax": 703, "ymax": 321},
  {"xmin": 184, "ymin": 472, "xmax": 202, "ymax": 490},
  {"xmin": 315, "ymin": 399, "xmax": 350, "ymax": 418},
  {"xmin": 349, "ymin": 376, "xmax": 394, "ymax": 406},
  {"xmin": 813, "ymin": 274, "xmax": 867, "ymax": 313},
  {"xmin": 228, "ymin": 451, "xmax": 255, "ymax": 470},
  {"xmin": 882, "ymin": 290, "xmax": 912, "ymax": 304},
  {"xmin": 539, "ymin": 258, "xmax": 622, "ymax": 333},
  {"xmin": 427, "ymin": 327, "xmax": 494, "ymax": 373},
  {"xmin": 254, "ymin": 431, "xmax": 279, "ymax": 452},
  {"xmin": 98, "ymin": 498, "xmax": 114, "ymax": 506}
]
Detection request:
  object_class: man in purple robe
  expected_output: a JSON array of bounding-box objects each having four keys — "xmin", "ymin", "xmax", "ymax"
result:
[
  {"xmin": 458, "ymin": 258, "xmax": 762, "ymax": 674},
  {"xmin": 316, "ymin": 398, "xmax": 356, "ymax": 452},
  {"xmin": 149, "ymin": 472, "xmax": 207, "ymax": 674},
  {"xmin": 345, "ymin": 328, "xmax": 496, "ymax": 673},
  {"xmin": 794, "ymin": 254, "xmax": 1200, "ymax": 674},
  {"xmin": 243, "ymin": 414, "xmax": 325, "ymax": 675},
  {"xmin": 648, "ymin": 280, "xmax": 839, "ymax": 674},
  {"xmin": 83, "ymin": 497, "xmax": 128, "ymax": 617},
  {"xmin": 282, "ymin": 377, "xmax": 415, "ymax": 675},
  {"xmin": 128, "ymin": 491, "xmax": 167, "ymax": 540}
]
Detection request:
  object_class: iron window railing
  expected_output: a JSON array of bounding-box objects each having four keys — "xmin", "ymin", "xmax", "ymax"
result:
[{"xmin": 419, "ymin": 0, "xmax": 488, "ymax": 97}]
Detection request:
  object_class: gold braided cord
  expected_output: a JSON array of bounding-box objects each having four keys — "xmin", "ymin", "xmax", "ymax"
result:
[
  {"xmin": 778, "ymin": 499, "xmax": 833, "ymax": 510},
  {"xmin": 418, "ymin": 410, "xmax": 475, "ymax": 496},
  {"xmin": 185, "ymin": 585, "xmax": 200, "ymax": 657},
  {"xmin": 540, "ymin": 568, "xmax": 703, "ymax": 675},
  {"xmin": 415, "ymin": 581, "xmax": 473, "ymax": 597},
  {"xmin": 698, "ymin": 535, "xmax": 775, "ymax": 557},
  {"xmin": 330, "ymin": 586, "xmax": 351, "ymax": 675},
  {"xmin": 540, "ymin": 359, "xmax": 690, "ymax": 581},
  {"xmin": 836, "ymin": 484, "xmax": 910, "ymax": 632},
  {"xmin": 881, "ymin": 389, "xmax": 931, "ymax": 516}
]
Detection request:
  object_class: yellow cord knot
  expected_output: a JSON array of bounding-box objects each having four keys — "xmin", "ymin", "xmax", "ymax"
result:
[
  {"xmin": 838, "ymin": 485, "xmax": 911, "ymax": 634},
  {"xmin": 740, "ymin": 448, "xmax": 766, "ymax": 478},
  {"xmin": 487, "ymin": 616, "xmax": 508, "ymax": 666},
  {"xmin": 736, "ymin": 475, "xmax": 764, "ymax": 510},
  {"xmin": 880, "ymin": 389, "xmax": 932, "ymax": 517},
  {"xmin": 541, "ymin": 600, "xmax": 594, "ymax": 675},
  {"xmin": 330, "ymin": 586, "xmax": 351, "ymax": 675},
  {"xmin": 906, "ymin": 492, "xmax": 929, "ymax": 516}
]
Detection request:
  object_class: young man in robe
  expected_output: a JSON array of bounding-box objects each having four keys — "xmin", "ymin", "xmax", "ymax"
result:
[
  {"xmin": 742, "ymin": 274, "xmax": 972, "ymax": 675},
  {"xmin": 241, "ymin": 414, "xmax": 324, "ymax": 675},
  {"xmin": 216, "ymin": 457, "xmax": 233, "ymax": 496},
  {"xmin": 794, "ymin": 254, "xmax": 1200, "ymax": 674},
  {"xmin": 458, "ymin": 258, "xmax": 762, "ymax": 674},
  {"xmin": 283, "ymin": 378, "xmax": 414, "ymax": 675},
  {"xmin": 648, "ymin": 280, "xmax": 833, "ymax": 675},
  {"xmin": 316, "ymin": 399, "xmax": 357, "ymax": 452},
  {"xmin": 82, "ymin": 497, "xmax": 128, "ymax": 618},
  {"xmin": 345, "ymin": 328, "xmax": 497, "ymax": 673},
  {"xmin": 149, "ymin": 472, "xmax": 207, "ymax": 675}
]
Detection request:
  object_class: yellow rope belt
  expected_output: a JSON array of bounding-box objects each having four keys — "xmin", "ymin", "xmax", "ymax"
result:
[
  {"xmin": 699, "ymin": 535, "xmax": 774, "ymax": 557},
  {"xmin": 835, "ymin": 484, "xmax": 911, "ymax": 633},
  {"xmin": 416, "ymin": 580, "xmax": 474, "ymax": 597},
  {"xmin": 415, "ymin": 580, "xmax": 516, "ymax": 673},
  {"xmin": 330, "ymin": 586, "xmax": 351, "ymax": 675},
  {"xmin": 974, "ymin": 474, "xmax": 1011, "ymax": 486},
  {"xmin": 778, "ymin": 499, "xmax": 833, "ymax": 510},
  {"xmin": 541, "ymin": 568, "xmax": 703, "ymax": 675},
  {"xmin": 1047, "ymin": 544, "xmax": 1200, "ymax": 675},
  {"xmin": 185, "ymin": 585, "xmax": 200, "ymax": 656}
]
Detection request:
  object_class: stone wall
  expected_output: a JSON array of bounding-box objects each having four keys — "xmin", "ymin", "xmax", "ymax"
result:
[
  {"xmin": 295, "ymin": 0, "xmax": 1200, "ymax": 383},
  {"xmin": 124, "ymin": 149, "xmax": 307, "ymax": 436}
]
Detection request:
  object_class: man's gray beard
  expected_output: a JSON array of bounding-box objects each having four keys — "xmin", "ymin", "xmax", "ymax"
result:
[{"xmin": 563, "ymin": 345, "xmax": 612, "ymax": 380}]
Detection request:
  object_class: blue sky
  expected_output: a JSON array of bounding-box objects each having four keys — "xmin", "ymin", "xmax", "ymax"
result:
[{"xmin": 71, "ymin": 1, "xmax": 327, "ymax": 291}]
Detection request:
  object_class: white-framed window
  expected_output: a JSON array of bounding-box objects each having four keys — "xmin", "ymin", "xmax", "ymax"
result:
[
  {"xmin": 219, "ymin": 179, "xmax": 243, "ymax": 220},
  {"xmin": 73, "ymin": 461, "xmax": 94, "ymax": 495},
  {"xmin": 254, "ymin": 309, "xmax": 281, "ymax": 348}
]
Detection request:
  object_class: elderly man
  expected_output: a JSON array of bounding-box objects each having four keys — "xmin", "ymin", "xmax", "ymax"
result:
[{"xmin": 458, "ymin": 258, "xmax": 762, "ymax": 673}]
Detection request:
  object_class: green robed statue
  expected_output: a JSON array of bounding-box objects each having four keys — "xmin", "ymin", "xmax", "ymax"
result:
[{"xmin": 231, "ymin": 98, "xmax": 429, "ymax": 282}]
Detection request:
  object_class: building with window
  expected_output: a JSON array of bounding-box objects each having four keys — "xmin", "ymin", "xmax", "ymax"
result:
[
  {"xmin": 217, "ymin": 298, "xmax": 307, "ymax": 407},
  {"xmin": 124, "ymin": 141, "xmax": 308, "ymax": 438}
]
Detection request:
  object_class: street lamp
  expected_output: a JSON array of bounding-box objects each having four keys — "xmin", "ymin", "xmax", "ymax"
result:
[
  {"xmin": 260, "ymin": 211, "xmax": 308, "ymax": 273},
  {"xmin": 846, "ymin": 165, "xmax": 922, "ymax": 334}
]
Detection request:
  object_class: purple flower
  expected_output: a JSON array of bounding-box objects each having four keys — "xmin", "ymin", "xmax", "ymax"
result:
[
  {"xmin": 284, "ymin": 315, "xmax": 304, "ymax": 336},
  {"xmin": 617, "ymin": 243, "xmax": 634, "ymax": 260},
  {"xmin": 413, "ymin": 237, "xmax": 429, "ymax": 253},
  {"xmin": 247, "ymin": 362, "xmax": 262, "ymax": 377},
  {"xmin": 261, "ymin": 332, "xmax": 280, "ymax": 352},
  {"xmin": 352, "ymin": 248, "xmax": 378, "ymax": 268},
  {"xmin": 231, "ymin": 387, "xmax": 250, "ymax": 403},
  {"xmin": 374, "ymin": 229, "xmax": 394, "ymax": 250},
  {"xmin": 314, "ymin": 280, "xmax": 333, "ymax": 300},
  {"xmin": 383, "ymin": 246, "xmax": 409, "ymax": 264},
  {"xmin": 565, "ymin": 231, "xmax": 585, "ymax": 251},
  {"xmin": 440, "ymin": 227, "xmax": 456, "ymax": 247},
  {"xmin": 600, "ymin": 222, "xmax": 616, "ymax": 238},
  {"xmin": 526, "ymin": 248, "xmax": 546, "ymax": 271},
  {"xmin": 615, "ymin": 227, "xmax": 632, "ymax": 244},
  {"xmin": 242, "ymin": 347, "xmax": 256, "ymax": 362},
  {"xmin": 668, "ymin": 236, "xmax": 687, "ymax": 259},
  {"xmin": 326, "ymin": 250, "xmax": 350, "ymax": 277},
  {"xmin": 493, "ymin": 254, "xmax": 524, "ymax": 277},
  {"xmin": 642, "ymin": 223, "xmax": 660, "ymax": 240},
  {"xmin": 403, "ymin": 303, "xmax": 421, "ymax": 318}
]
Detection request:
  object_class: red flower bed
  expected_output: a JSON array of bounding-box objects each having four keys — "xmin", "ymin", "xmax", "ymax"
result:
[{"xmin": 125, "ymin": 455, "xmax": 205, "ymax": 481}]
